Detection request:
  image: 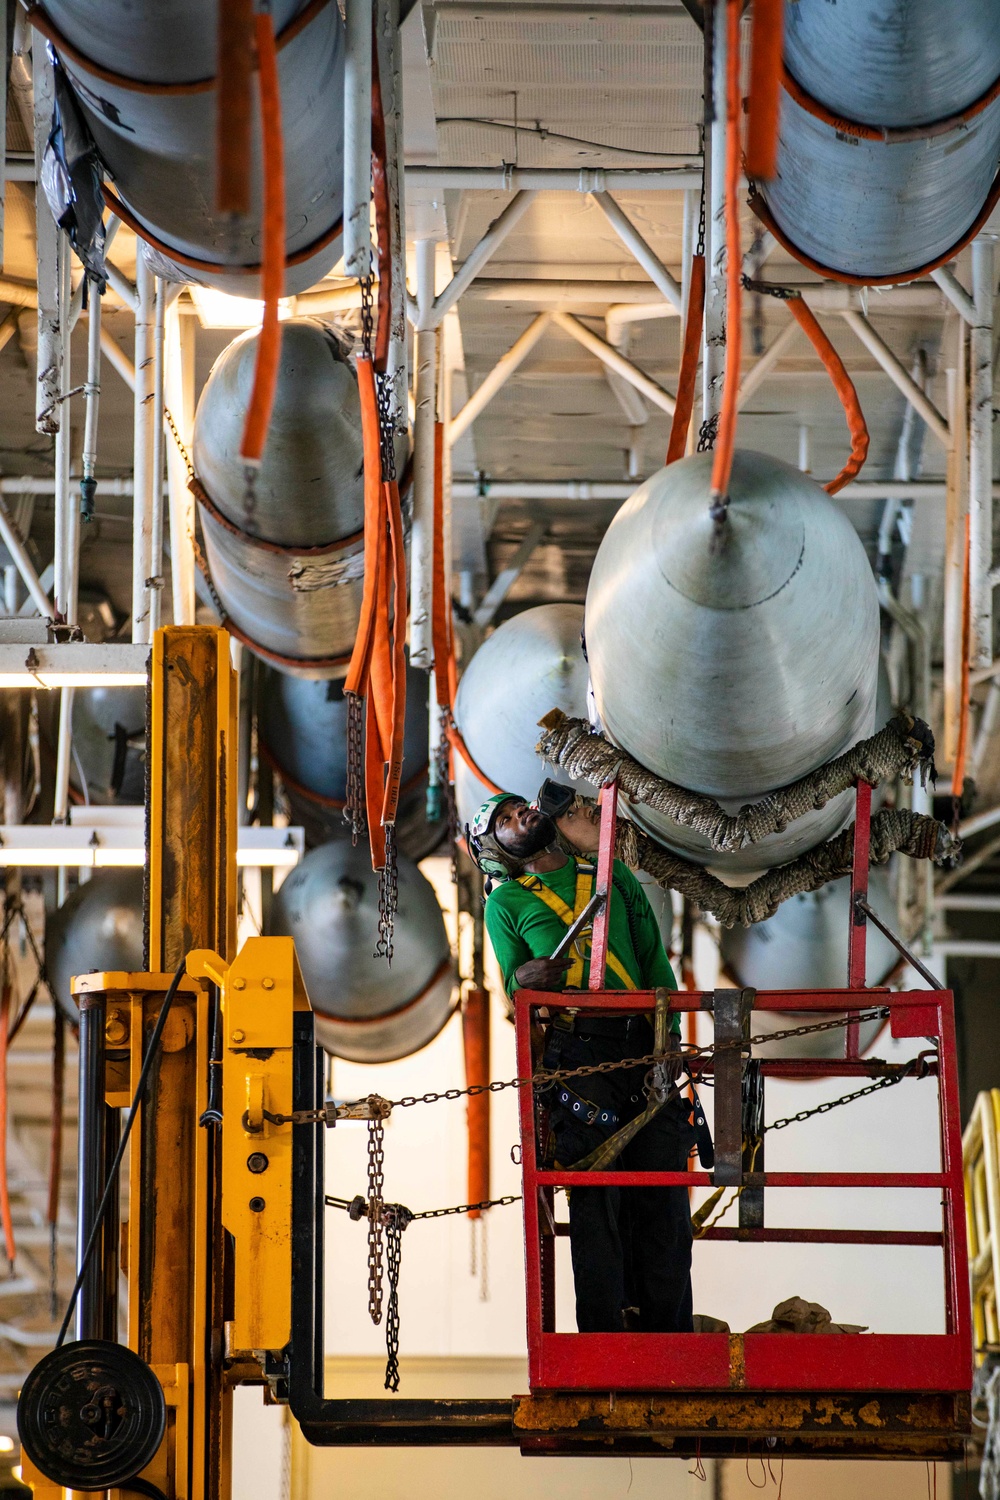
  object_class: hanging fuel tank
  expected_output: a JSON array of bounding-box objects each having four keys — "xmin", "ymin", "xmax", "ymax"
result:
[
  {"xmin": 39, "ymin": 0, "xmax": 344, "ymax": 294},
  {"xmin": 193, "ymin": 318, "xmax": 367, "ymax": 677},
  {"xmin": 268, "ymin": 840, "xmax": 454, "ymax": 1063},
  {"xmin": 721, "ymin": 867, "xmax": 898, "ymax": 1059},
  {"xmin": 45, "ymin": 868, "xmax": 145, "ymax": 1020},
  {"xmin": 754, "ymin": 0, "xmax": 1000, "ymax": 282},
  {"xmin": 585, "ymin": 451, "xmax": 880, "ymax": 875},
  {"xmin": 257, "ymin": 660, "xmax": 443, "ymax": 859},
  {"xmin": 453, "ymin": 603, "xmax": 592, "ymax": 831},
  {"xmin": 71, "ymin": 686, "xmax": 146, "ymax": 804}
]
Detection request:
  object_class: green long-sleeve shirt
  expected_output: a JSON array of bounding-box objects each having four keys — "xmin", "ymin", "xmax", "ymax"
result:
[{"xmin": 484, "ymin": 857, "xmax": 678, "ymax": 1028}]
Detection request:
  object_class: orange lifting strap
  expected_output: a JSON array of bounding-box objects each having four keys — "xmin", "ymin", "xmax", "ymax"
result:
[
  {"xmin": 709, "ymin": 0, "xmax": 742, "ymax": 509},
  {"xmin": 744, "ymin": 0, "xmax": 783, "ymax": 182},
  {"xmin": 784, "ymin": 298, "xmax": 870, "ymax": 494},
  {"xmin": 666, "ymin": 253, "xmax": 705, "ymax": 465},
  {"xmin": 216, "ymin": 0, "xmax": 254, "ymax": 216},
  {"xmin": 240, "ymin": 10, "xmax": 286, "ymax": 466}
]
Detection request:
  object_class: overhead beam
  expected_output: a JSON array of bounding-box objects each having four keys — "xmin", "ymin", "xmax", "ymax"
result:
[
  {"xmin": 591, "ymin": 191, "xmax": 683, "ymax": 312},
  {"xmin": 930, "ymin": 265, "xmax": 976, "ymax": 327},
  {"xmin": 421, "ymin": 191, "xmax": 539, "ymax": 329},
  {"xmin": 737, "ymin": 318, "xmax": 799, "ymax": 409},
  {"xmin": 551, "ymin": 310, "xmax": 676, "ymax": 415},
  {"xmin": 448, "ymin": 312, "xmax": 552, "ymax": 446},
  {"xmin": 406, "ymin": 166, "xmax": 701, "ymax": 192},
  {"xmin": 473, "ymin": 523, "xmax": 546, "ymax": 626},
  {"xmin": 839, "ymin": 309, "xmax": 951, "ymax": 449}
]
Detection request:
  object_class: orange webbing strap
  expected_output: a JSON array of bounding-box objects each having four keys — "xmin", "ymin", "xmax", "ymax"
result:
[
  {"xmin": 370, "ymin": 40, "xmax": 392, "ymax": 374},
  {"xmin": 462, "ymin": 989, "xmax": 491, "ymax": 1219},
  {"xmin": 709, "ymin": 0, "xmax": 742, "ymax": 509},
  {"xmin": 382, "ymin": 479, "xmax": 408, "ymax": 826},
  {"xmin": 216, "ymin": 0, "xmax": 254, "ymax": 215},
  {"xmin": 952, "ymin": 514, "xmax": 972, "ymax": 803},
  {"xmin": 368, "ymin": 507, "xmax": 393, "ymax": 760},
  {"xmin": 666, "ymin": 252, "xmax": 705, "ymax": 464},
  {"xmin": 240, "ymin": 11, "xmax": 286, "ymax": 464},
  {"xmin": 745, "ymin": 0, "xmax": 783, "ymax": 182},
  {"xmin": 344, "ymin": 355, "xmax": 385, "ymax": 697},
  {"xmin": 365, "ymin": 689, "xmax": 387, "ymax": 869},
  {"xmin": 431, "ymin": 421, "xmax": 454, "ymax": 712},
  {"xmin": 785, "ymin": 298, "xmax": 870, "ymax": 494}
]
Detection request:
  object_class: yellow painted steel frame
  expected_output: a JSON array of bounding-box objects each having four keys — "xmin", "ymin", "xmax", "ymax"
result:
[{"xmin": 963, "ymin": 1089, "xmax": 1000, "ymax": 1363}]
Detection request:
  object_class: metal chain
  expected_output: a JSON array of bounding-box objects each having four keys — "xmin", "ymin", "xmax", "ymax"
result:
[
  {"xmin": 164, "ymin": 405, "xmax": 196, "ymax": 483},
  {"xmin": 697, "ymin": 412, "xmax": 719, "ymax": 451},
  {"xmin": 697, "ymin": 122, "xmax": 707, "ymax": 259},
  {"xmin": 382, "ymin": 1204, "xmax": 412, "ymax": 1392},
  {"xmin": 359, "ymin": 273, "xmax": 375, "ymax": 356},
  {"xmin": 326, "ymin": 1191, "xmax": 521, "ymax": 1222},
  {"xmin": 343, "ymin": 692, "xmax": 366, "ymax": 844},
  {"xmin": 767, "ymin": 1056, "xmax": 931, "ymax": 1132},
  {"xmin": 366, "ymin": 1115, "xmax": 386, "ymax": 1325},
  {"xmin": 376, "ymin": 823, "xmax": 398, "ymax": 962}
]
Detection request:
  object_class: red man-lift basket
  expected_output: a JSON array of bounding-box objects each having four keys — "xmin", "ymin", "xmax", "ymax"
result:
[{"xmin": 512, "ymin": 780, "xmax": 972, "ymax": 1459}]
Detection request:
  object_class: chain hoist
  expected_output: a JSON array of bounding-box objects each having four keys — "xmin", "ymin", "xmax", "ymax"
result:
[{"xmin": 382, "ymin": 1203, "xmax": 412, "ymax": 1391}]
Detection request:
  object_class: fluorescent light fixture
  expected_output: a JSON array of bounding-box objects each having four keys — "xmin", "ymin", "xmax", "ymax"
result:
[
  {"xmin": 0, "ymin": 824, "xmax": 305, "ymax": 869},
  {"xmin": 190, "ymin": 287, "xmax": 294, "ymax": 330},
  {"xmin": 0, "ymin": 1436, "xmax": 14, "ymax": 1453},
  {"xmin": 0, "ymin": 644, "xmax": 149, "ymax": 689}
]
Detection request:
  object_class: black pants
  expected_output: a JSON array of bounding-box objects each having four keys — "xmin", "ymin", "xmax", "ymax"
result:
[{"xmin": 543, "ymin": 1023, "xmax": 696, "ymax": 1334}]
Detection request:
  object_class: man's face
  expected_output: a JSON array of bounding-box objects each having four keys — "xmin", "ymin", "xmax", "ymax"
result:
[{"xmin": 493, "ymin": 799, "xmax": 557, "ymax": 858}]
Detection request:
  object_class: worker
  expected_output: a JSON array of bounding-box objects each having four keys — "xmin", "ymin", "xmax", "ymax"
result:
[{"xmin": 467, "ymin": 789, "xmax": 696, "ymax": 1335}]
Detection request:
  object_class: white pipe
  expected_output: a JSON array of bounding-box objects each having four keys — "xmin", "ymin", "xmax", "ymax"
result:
[
  {"xmin": 32, "ymin": 42, "xmax": 60, "ymax": 437},
  {"xmin": 0, "ymin": 496, "xmax": 54, "ymax": 616},
  {"xmin": 410, "ymin": 241, "xmax": 437, "ymax": 667},
  {"xmin": 591, "ymin": 191, "xmax": 682, "ymax": 313},
  {"xmin": 944, "ymin": 346, "xmax": 967, "ymax": 766},
  {"xmin": 80, "ymin": 280, "xmax": 102, "ymax": 510},
  {"xmin": 551, "ymin": 311, "xmax": 676, "ymax": 415},
  {"xmin": 406, "ymin": 166, "xmax": 702, "ymax": 192},
  {"xmin": 958, "ymin": 803, "xmax": 1000, "ymax": 840},
  {"xmin": 797, "ymin": 423, "xmax": 811, "ymax": 475},
  {"xmin": 840, "ymin": 309, "xmax": 951, "ymax": 449},
  {"xmin": 343, "ymin": 0, "xmax": 372, "ymax": 277},
  {"xmin": 934, "ymin": 941, "xmax": 1000, "ymax": 960},
  {"xmin": 132, "ymin": 253, "xmax": 155, "ymax": 644},
  {"xmin": 149, "ymin": 277, "xmax": 166, "ymax": 633},
  {"xmin": 164, "ymin": 300, "xmax": 196, "ymax": 626},
  {"xmin": 969, "ymin": 238, "xmax": 995, "ymax": 668},
  {"xmin": 429, "ymin": 192, "xmax": 538, "ymax": 327},
  {"xmin": 53, "ymin": 235, "xmax": 75, "ymax": 621},
  {"xmin": 448, "ymin": 313, "xmax": 552, "ymax": 445},
  {"xmin": 104, "ymin": 259, "xmax": 138, "ymax": 313},
  {"xmin": 702, "ymin": 0, "xmax": 726, "ymax": 426},
  {"xmin": 972, "ymin": 680, "xmax": 1000, "ymax": 782},
  {"xmin": 930, "ymin": 265, "xmax": 976, "ymax": 327},
  {"xmin": 936, "ymin": 895, "xmax": 1000, "ymax": 912}
]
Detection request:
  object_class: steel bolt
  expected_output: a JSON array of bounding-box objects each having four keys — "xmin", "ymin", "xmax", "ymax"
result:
[
  {"xmin": 232, "ymin": 977, "xmax": 246, "ymax": 990},
  {"xmin": 247, "ymin": 1152, "xmax": 269, "ymax": 1175},
  {"xmin": 231, "ymin": 1029, "xmax": 246, "ymax": 1044},
  {"xmin": 105, "ymin": 1011, "xmax": 128, "ymax": 1045},
  {"xmin": 249, "ymin": 1196, "xmax": 266, "ymax": 1213},
  {"xmin": 261, "ymin": 977, "xmax": 275, "ymax": 990}
]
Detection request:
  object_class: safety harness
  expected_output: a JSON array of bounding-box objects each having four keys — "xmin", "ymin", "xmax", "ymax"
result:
[{"xmin": 515, "ymin": 861, "xmax": 637, "ymax": 992}]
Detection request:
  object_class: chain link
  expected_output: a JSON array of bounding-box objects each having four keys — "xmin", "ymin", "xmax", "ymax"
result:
[
  {"xmin": 366, "ymin": 1115, "xmax": 386, "ymax": 1325},
  {"xmin": 343, "ymin": 692, "xmax": 366, "ymax": 845},
  {"xmin": 382, "ymin": 1204, "xmax": 412, "ymax": 1391},
  {"xmin": 376, "ymin": 823, "xmax": 398, "ymax": 962},
  {"xmin": 164, "ymin": 405, "xmax": 196, "ymax": 483},
  {"xmin": 697, "ymin": 412, "xmax": 719, "ymax": 451},
  {"xmin": 767, "ymin": 1055, "xmax": 932, "ymax": 1132},
  {"xmin": 359, "ymin": 273, "xmax": 375, "ymax": 356}
]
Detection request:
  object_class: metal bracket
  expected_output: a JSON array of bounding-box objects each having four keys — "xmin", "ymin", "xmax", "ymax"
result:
[{"xmin": 711, "ymin": 988, "xmax": 754, "ymax": 1187}]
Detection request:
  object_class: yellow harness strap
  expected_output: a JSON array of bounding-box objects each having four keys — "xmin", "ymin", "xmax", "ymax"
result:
[{"xmin": 517, "ymin": 865, "xmax": 637, "ymax": 991}]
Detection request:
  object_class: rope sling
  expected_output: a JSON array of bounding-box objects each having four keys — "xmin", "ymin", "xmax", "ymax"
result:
[{"xmin": 538, "ymin": 710, "xmax": 960, "ymax": 926}]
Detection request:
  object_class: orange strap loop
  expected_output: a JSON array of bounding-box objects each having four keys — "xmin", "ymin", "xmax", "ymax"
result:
[
  {"xmin": 952, "ymin": 515, "xmax": 973, "ymax": 802},
  {"xmin": 345, "ymin": 355, "xmax": 385, "ymax": 697},
  {"xmin": 666, "ymin": 253, "xmax": 705, "ymax": 465},
  {"xmin": 382, "ymin": 479, "xmax": 408, "ymax": 827},
  {"xmin": 785, "ymin": 298, "xmax": 870, "ymax": 494},
  {"xmin": 709, "ymin": 0, "xmax": 743, "ymax": 507},
  {"xmin": 462, "ymin": 989, "xmax": 491, "ymax": 1218},
  {"xmin": 240, "ymin": 11, "xmax": 286, "ymax": 465},
  {"xmin": 744, "ymin": 0, "xmax": 784, "ymax": 182}
]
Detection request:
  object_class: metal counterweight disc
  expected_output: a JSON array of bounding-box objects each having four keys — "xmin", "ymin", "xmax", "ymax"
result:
[{"xmin": 17, "ymin": 1340, "xmax": 166, "ymax": 1490}]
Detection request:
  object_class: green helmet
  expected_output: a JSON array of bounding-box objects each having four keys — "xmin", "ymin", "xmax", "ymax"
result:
[{"xmin": 465, "ymin": 792, "xmax": 525, "ymax": 886}]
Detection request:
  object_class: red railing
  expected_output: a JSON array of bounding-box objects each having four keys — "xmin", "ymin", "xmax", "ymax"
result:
[{"xmin": 514, "ymin": 984, "xmax": 971, "ymax": 1393}]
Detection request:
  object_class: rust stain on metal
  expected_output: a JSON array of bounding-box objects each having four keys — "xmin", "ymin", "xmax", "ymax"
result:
[{"xmin": 728, "ymin": 1333, "xmax": 746, "ymax": 1389}]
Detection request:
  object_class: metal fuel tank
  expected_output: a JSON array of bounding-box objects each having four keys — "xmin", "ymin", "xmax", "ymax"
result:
[
  {"xmin": 193, "ymin": 319, "xmax": 365, "ymax": 676},
  {"xmin": 585, "ymin": 451, "xmax": 880, "ymax": 874},
  {"xmin": 42, "ymin": 0, "xmax": 344, "ymax": 294},
  {"xmin": 759, "ymin": 0, "xmax": 1000, "ymax": 280},
  {"xmin": 257, "ymin": 661, "xmax": 442, "ymax": 858},
  {"xmin": 45, "ymin": 868, "xmax": 145, "ymax": 1019},
  {"xmin": 268, "ymin": 841, "xmax": 455, "ymax": 1063},
  {"xmin": 453, "ymin": 603, "xmax": 592, "ymax": 831}
]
